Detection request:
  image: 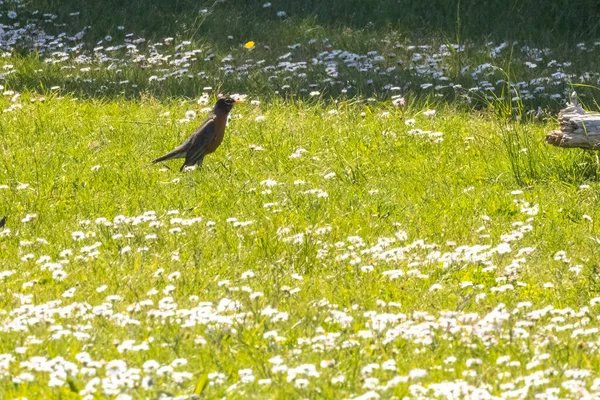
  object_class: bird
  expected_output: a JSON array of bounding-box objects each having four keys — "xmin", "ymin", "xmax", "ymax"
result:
[
  {"xmin": 153, "ymin": 97, "xmax": 243, "ymax": 171},
  {"xmin": 0, "ymin": 216, "xmax": 6, "ymax": 229}
]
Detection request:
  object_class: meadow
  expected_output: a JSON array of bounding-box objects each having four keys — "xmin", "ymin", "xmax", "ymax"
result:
[{"xmin": 1, "ymin": 0, "xmax": 600, "ymax": 398}]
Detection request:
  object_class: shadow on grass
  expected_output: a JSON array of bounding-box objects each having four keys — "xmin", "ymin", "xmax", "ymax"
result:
[
  {"xmin": 30, "ymin": 0, "xmax": 600, "ymax": 44},
  {"xmin": 0, "ymin": 0, "xmax": 597, "ymax": 107}
]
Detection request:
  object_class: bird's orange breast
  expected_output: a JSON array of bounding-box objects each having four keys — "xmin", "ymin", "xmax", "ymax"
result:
[{"xmin": 205, "ymin": 114, "xmax": 228, "ymax": 154}]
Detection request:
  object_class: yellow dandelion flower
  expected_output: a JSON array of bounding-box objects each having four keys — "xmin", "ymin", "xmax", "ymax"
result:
[{"xmin": 244, "ymin": 41, "xmax": 255, "ymax": 49}]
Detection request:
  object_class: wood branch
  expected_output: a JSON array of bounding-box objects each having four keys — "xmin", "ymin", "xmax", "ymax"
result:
[{"xmin": 546, "ymin": 92, "xmax": 600, "ymax": 149}]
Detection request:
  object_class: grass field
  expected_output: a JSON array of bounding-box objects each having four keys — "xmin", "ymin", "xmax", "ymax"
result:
[{"xmin": 1, "ymin": 1, "xmax": 600, "ymax": 399}]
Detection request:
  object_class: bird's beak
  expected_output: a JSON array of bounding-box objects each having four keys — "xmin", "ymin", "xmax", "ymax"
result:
[{"xmin": 234, "ymin": 98, "xmax": 244, "ymax": 104}]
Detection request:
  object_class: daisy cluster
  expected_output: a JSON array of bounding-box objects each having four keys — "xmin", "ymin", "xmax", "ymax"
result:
[
  {"xmin": 0, "ymin": 3, "xmax": 597, "ymax": 107},
  {"xmin": 2, "ymin": 174, "xmax": 599, "ymax": 399}
]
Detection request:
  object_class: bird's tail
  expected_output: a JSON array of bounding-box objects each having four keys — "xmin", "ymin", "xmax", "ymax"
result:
[
  {"xmin": 152, "ymin": 154, "xmax": 171, "ymax": 164},
  {"xmin": 152, "ymin": 150, "xmax": 184, "ymax": 164}
]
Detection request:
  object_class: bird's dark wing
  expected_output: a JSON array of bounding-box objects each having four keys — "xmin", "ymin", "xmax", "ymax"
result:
[
  {"xmin": 180, "ymin": 118, "xmax": 217, "ymax": 170},
  {"xmin": 153, "ymin": 115, "xmax": 215, "ymax": 164}
]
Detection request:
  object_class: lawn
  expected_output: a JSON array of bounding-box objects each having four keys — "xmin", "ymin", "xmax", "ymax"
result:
[{"xmin": 1, "ymin": 1, "xmax": 600, "ymax": 399}]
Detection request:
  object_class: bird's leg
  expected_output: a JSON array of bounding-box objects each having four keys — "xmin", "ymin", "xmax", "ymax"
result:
[{"xmin": 196, "ymin": 155, "xmax": 205, "ymax": 168}]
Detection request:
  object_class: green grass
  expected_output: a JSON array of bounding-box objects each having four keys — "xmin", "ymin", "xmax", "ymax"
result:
[
  {"xmin": 2, "ymin": 0, "xmax": 600, "ymax": 398},
  {"xmin": 2, "ymin": 94, "xmax": 600, "ymax": 398}
]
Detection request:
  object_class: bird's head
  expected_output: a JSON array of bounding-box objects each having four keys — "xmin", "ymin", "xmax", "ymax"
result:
[{"xmin": 214, "ymin": 97, "xmax": 243, "ymax": 113}]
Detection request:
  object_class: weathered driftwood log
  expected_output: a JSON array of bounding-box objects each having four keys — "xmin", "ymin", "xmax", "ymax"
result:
[{"xmin": 546, "ymin": 92, "xmax": 600, "ymax": 149}]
